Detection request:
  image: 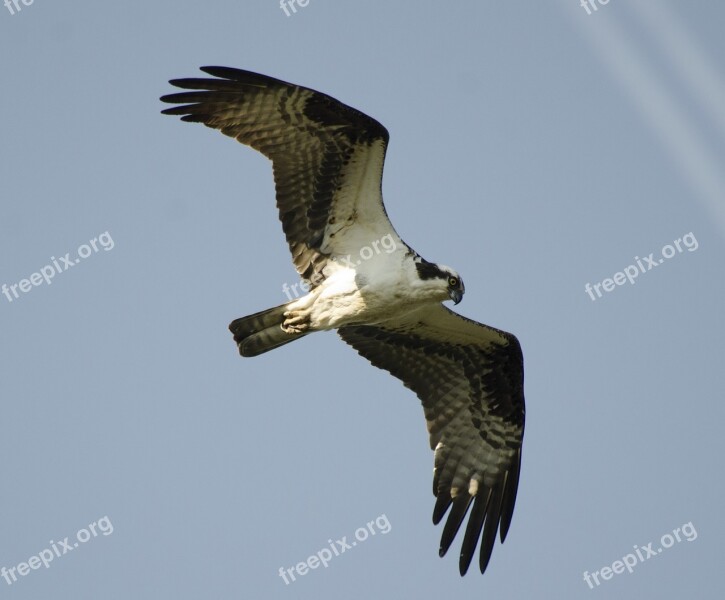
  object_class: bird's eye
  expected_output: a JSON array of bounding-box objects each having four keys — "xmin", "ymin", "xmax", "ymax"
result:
[{"xmin": 448, "ymin": 277, "xmax": 458, "ymax": 287}]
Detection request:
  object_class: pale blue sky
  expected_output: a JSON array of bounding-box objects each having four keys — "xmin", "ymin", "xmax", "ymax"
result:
[{"xmin": 1, "ymin": 1, "xmax": 723, "ymax": 598}]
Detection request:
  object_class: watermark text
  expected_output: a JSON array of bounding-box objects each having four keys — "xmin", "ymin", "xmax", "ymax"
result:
[
  {"xmin": 584, "ymin": 232, "xmax": 698, "ymax": 301},
  {"xmin": 580, "ymin": 0, "xmax": 611, "ymax": 15},
  {"xmin": 583, "ymin": 521, "xmax": 697, "ymax": 589},
  {"xmin": 2, "ymin": 231, "xmax": 115, "ymax": 304},
  {"xmin": 4, "ymin": 0, "xmax": 34, "ymax": 16},
  {"xmin": 1, "ymin": 516, "xmax": 114, "ymax": 586},
  {"xmin": 280, "ymin": 0, "xmax": 309, "ymax": 17},
  {"xmin": 278, "ymin": 513, "xmax": 391, "ymax": 584},
  {"xmin": 282, "ymin": 233, "xmax": 397, "ymax": 301}
]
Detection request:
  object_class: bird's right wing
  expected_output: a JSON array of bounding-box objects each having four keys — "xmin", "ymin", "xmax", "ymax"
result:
[{"xmin": 338, "ymin": 303, "xmax": 525, "ymax": 575}]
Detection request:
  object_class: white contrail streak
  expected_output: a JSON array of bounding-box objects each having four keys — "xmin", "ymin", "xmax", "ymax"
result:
[{"xmin": 560, "ymin": 1, "xmax": 725, "ymax": 235}]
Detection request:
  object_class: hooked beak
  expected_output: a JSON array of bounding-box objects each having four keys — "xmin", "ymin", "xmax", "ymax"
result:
[{"xmin": 449, "ymin": 289, "xmax": 463, "ymax": 305}]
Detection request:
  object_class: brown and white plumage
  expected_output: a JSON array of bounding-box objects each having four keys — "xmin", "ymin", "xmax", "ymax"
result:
[
  {"xmin": 161, "ymin": 67, "xmax": 525, "ymax": 575},
  {"xmin": 339, "ymin": 305, "xmax": 524, "ymax": 575},
  {"xmin": 161, "ymin": 67, "xmax": 395, "ymax": 287}
]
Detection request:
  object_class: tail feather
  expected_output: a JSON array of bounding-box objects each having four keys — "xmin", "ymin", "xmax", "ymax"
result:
[{"xmin": 229, "ymin": 303, "xmax": 306, "ymax": 357}]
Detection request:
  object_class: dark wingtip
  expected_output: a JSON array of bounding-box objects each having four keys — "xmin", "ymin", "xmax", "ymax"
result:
[
  {"xmin": 457, "ymin": 488, "xmax": 490, "ymax": 576},
  {"xmin": 479, "ymin": 551, "xmax": 493, "ymax": 575},
  {"xmin": 459, "ymin": 557, "xmax": 471, "ymax": 576},
  {"xmin": 199, "ymin": 66, "xmax": 286, "ymax": 87},
  {"xmin": 432, "ymin": 493, "xmax": 452, "ymax": 526},
  {"xmin": 159, "ymin": 93, "xmax": 182, "ymax": 110},
  {"xmin": 438, "ymin": 493, "xmax": 473, "ymax": 560},
  {"xmin": 199, "ymin": 65, "xmax": 236, "ymax": 78},
  {"xmin": 499, "ymin": 454, "xmax": 522, "ymax": 542}
]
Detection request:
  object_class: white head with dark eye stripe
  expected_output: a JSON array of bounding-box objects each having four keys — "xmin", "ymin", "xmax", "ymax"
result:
[
  {"xmin": 414, "ymin": 258, "xmax": 465, "ymax": 305},
  {"xmin": 445, "ymin": 272, "xmax": 465, "ymax": 304}
]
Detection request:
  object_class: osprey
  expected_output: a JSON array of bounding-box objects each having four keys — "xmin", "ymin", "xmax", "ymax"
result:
[{"xmin": 161, "ymin": 67, "xmax": 525, "ymax": 576}]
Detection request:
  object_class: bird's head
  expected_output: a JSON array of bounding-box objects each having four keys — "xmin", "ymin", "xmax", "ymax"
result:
[{"xmin": 414, "ymin": 258, "xmax": 465, "ymax": 305}]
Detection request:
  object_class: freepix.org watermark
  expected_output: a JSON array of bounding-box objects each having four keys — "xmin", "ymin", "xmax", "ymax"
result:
[
  {"xmin": 579, "ymin": 0, "xmax": 611, "ymax": 15},
  {"xmin": 282, "ymin": 233, "xmax": 397, "ymax": 301},
  {"xmin": 2, "ymin": 231, "xmax": 114, "ymax": 304},
  {"xmin": 279, "ymin": 0, "xmax": 310, "ymax": 17},
  {"xmin": 582, "ymin": 521, "xmax": 697, "ymax": 589},
  {"xmin": 4, "ymin": 0, "xmax": 35, "ymax": 16},
  {"xmin": 1, "ymin": 516, "xmax": 114, "ymax": 586},
  {"xmin": 584, "ymin": 232, "xmax": 698, "ymax": 302},
  {"xmin": 278, "ymin": 513, "xmax": 391, "ymax": 585}
]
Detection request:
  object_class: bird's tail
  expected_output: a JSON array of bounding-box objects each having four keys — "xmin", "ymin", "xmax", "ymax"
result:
[{"xmin": 229, "ymin": 303, "xmax": 307, "ymax": 357}]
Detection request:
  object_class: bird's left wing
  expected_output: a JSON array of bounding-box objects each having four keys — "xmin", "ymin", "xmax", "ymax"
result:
[
  {"xmin": 160, "ymin": 67, "xmax": 400, "ymax": 287},
  {"xmin": 338, "ymin": 304, "xmax": 525, "ymax": 575}
]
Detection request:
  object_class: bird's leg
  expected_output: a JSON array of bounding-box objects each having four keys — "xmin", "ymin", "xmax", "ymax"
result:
[
  {"xmin": 281, "ymin": 293, "xmax": 317, "ymax": 333},
  {"xmin": 281, "ymin": 309, "xmax": 311, "ymax": 333}
]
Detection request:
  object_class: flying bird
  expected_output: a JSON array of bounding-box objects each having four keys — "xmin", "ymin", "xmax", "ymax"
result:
[{"xmin": 160, "ymin": 67, "xmax": 525, "ymax": 576}]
